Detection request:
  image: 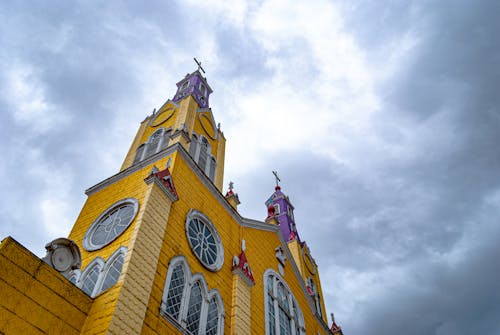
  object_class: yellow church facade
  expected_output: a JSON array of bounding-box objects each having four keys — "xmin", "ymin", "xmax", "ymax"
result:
[{"xmin": 0, "ymin": 68, "xmax": 343, "ymax": 335}]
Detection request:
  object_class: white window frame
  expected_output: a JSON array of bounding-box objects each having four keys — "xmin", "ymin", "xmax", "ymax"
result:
[
  {"xmin": 199, "ymin": 82, "xmax": 207, "ymax": 96},
  {"xmin": 78, "ymin": 257, "xmax": 104, "ymax": 297},
  {"xmin": 96, "ymin": 246, "xmax": 127, "ymax": 294},
  {"xmin": 134, "ymin": 127, "xmax": 172, "ymax": 164},
  {"xmin": 134, "ymin": 143, "xmax": 147, "ymax": 164},
  {"xmin": 185, "ymin": 209, "xmax": 224, "ymax": 272},
  {"xmin": 77, "ymin": 247, "xmax": 127, "ymax": 297},
  {"xmin": 160, "ymin": 256, "xmax": 225, "ymax": 335},
  {"xmin": 264, "ymin": 269, "xmax": 305, "ymax": 335},
  {"xmin": 181, "ymin": 79, "xmax": 190, "ymax": 91},
  {"xmin": 83, "ymin": 198, "xmax": 139, "ymax": 251},
  {"xmin": 190, "ymin": 133, "xmax": 217, "ymax": 181},
  {"xmin": 67, "ymin": 269, "xmax": 81, "ymax": 284}
]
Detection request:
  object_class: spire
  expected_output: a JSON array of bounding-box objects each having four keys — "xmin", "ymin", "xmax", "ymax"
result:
[
  {"xmin": 330, "ymin": 313, "xmax": 344, "ymax": 335},
  {"xmin": 225, "ymin": 181, "xmax": 241, "ymax": 210},
  {"xmin": 172, "ymin": 58, "xmax": 213, "ymax": 108},
  {"xmin": 264, "ymin": 172, "xmax": 300, "ymax": 242}
]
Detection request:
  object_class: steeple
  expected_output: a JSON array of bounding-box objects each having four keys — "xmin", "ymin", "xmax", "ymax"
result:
[
  {"xmin": 173, "ymin": 64, "xmax": 213, "ymax": 109},
  {"xmin": 120, "ymin": 60, "xmax": 225, "ymax": 191},
  {"xmin": 265, "ymin": 173, "xmax": 300, "ymax": 242}
]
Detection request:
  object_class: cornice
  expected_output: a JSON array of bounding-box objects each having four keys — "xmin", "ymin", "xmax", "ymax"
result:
[
  {"xmin": 85, "ymin": 145, "xmax": 178, "ymax": 195},
  {"xmin": 240, "ymin": 217, "xmax": 279, "ymax": 232},
  {"xmin": 144, "ymin": 173, "xmax": 179, "ymax": 203}
]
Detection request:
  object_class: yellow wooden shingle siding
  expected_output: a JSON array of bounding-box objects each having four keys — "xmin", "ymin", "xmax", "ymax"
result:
[
  {"xmin": 139, "ymin": 152, "xmax": 330, "ymax": 334},
  {"xmin": 0, "ymin": 237, "xmax": 92, "ymax": 334}
]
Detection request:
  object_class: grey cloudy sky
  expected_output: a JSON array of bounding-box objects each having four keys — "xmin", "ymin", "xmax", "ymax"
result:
[{"xmin": 1, "ymin": 1, "xmax": 500, "ymax": 334}]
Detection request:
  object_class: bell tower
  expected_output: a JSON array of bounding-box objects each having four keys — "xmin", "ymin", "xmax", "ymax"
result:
[
  {"xmin": 264, "ymin": 173, "xmax": 329, "ymax": 323},
  {"xmin": 120, "ymin": 62, "xmax": 225, "ymax": 191}
]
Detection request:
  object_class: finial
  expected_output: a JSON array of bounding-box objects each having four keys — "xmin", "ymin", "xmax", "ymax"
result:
[
  {"xmin": 229, "ymin": 181, "xmax": 234, "ymax": 192},
  {"xmin": 272, "ymin": 170, "xmax": 281, "ymax": 187},
  {"xmin": 331, "ymin": 313, "xmax": 335, "ymax": 323},
  {"xmin": 193, "ymin": 57, "xmax": 206, "ymax": 74}
]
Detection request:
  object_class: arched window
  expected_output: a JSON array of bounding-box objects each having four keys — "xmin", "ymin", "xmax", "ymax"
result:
[
  {"xmin": 99, "ymin": 247, "xmax": 126, "ymax": 293},
  {"xmin": 160, "ymin": 256, "xmax": 225, "ymax": 335},
  {"xmin": 209, "ymin": 157, "xmax": 216, "ymax": 181},
  {"xmin": 134, "ymin": 143, "xmax": 146, "ymax": 164},
  {"xmin": 145, "ymin": 128, "xmax": 164, "ymax": 157},
  {"xmin": 79, "ymin": 257, "xmax": 104, "ymax": 296},
  {"xmin": 133, "ymin": 127, "xmax": 171, "ymax": 165},
  {"xmin": 162, "ymin": 262, "xmax": 186, "ymax": 319},
  {"xmin": 190, "ymin": 133, "xmax": 199, "ymax": 158},
  {"xmin": 206, "ymin": 294, "xmax": 223, "ymax": 335},
  {"xmin": 160, "ymin": 128, "xmax": 172, "ymax": 151},
  {"xmin": 186, "ymin": 280, "xmax": 203, "ymax": 333},
  {"xmin": 198, "ymin": 137, "xmax": 209, "ymax": 173},
  {"xmin": 265, "ymin": 270, "xmax": 305, "ymax": 335},
  {"xmin": 189, "ymin": 134, "xmax": 217, "ymax": 182},
  {"xmin": 77, "ymin": 247, "xmax": 127, "ymax": 297},
  {"xmin": 307, "ymin": 278, "xmax": 323, "ymax": 318}
]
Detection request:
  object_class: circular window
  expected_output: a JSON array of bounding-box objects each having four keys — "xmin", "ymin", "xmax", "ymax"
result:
[
  {"xmin": 83, "ymin": 198, "xmax": 139, "ymax": 251},
  {"xmin": 185, "ymin": 210, "xmax": 224, "ymax": 271}
]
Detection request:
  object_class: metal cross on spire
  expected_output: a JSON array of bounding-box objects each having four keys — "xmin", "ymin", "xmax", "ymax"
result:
[
  {"xmin": 272, "ymin": 171, "xmax": 281, "ymax": 187},
  {"xmin": 193, "ymin": 57, "xmax": 206, "ymax": 74}
]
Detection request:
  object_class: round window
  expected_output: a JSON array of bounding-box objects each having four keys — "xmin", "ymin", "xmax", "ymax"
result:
[
  {"xmin": 83, "ymin": 198, "xmax": 139, "ymax": 251},
  {"xmin": 185, "ymin": 210, "xmax": 224, "ymax": 271}
]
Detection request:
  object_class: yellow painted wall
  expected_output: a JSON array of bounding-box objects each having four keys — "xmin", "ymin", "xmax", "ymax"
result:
[
  {"xmin": 230, "ymin": 274, "xmax": 251, "ymax": 335},
  {"xmin": 121, "ymin": 116, "xmax": 151, "ymax": 171},
  {"xmin": 139, "ymin": 152, "xmax": 330, "ymax": 334},
  {"xmin": 68, "ymin": 155, "xmax": 172, "ymax": 269},
  {"xmin": 107, "ymin": 181, "xmax": 174, "ymax": 334},
  {"xmin": 67, "ymin": 154, "xmax": 174, "ymax": 334},
  {"xmin": 0, "ymin": 237, "xmax": 92, "ymax": 335}
]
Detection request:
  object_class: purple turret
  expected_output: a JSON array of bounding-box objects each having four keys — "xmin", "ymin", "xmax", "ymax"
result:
[
  {"xmin": 172, "ymin": 70, "xmax": 213, "ymax": 108},
  {"xmin": 265, "ymin": 185, "xmax": 301, "ymax": 242}
]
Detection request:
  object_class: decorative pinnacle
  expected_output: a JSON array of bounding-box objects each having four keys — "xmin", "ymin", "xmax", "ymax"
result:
[
  {"xmin": 229, "ymin": 181, "xmax": 234, "ymax": 191},
  {"xmin": 193, "ymin": 57, "xmax": 205, "ymax": 74},
  {"xmin": 272, "ymin": 170, "xmax": 281, "ymax": 187}
]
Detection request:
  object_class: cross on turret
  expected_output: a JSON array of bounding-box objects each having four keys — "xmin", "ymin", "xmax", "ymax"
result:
[
  {"xmin": 193, "ymin": 57, "xmax": 205, "ymax": 74},
  {"xmin": 272, "ymin": 170, "xmax": 281, "ymax": 187}
]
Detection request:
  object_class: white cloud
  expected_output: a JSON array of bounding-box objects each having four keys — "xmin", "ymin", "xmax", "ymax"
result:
[
  {"xmin": 184, "ymin": 0, "xmax": 249, "ymax": 27},
  {"xmin": 216, "ymin": 0, "xmax": 380, "ymax": 177},
  {"xmin": 3, "ymin": 62, "xmax": 70, "ymax": 134}
]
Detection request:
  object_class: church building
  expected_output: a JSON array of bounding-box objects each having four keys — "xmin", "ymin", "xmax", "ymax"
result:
[{"xmin": 0, "ymin": 64, "xmax": 344, "ymax": 335}]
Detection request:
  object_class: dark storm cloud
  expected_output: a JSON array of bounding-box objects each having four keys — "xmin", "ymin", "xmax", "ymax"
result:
[
  {"xmin": 231, "ymin": 2, "xmax": 500, "ymax": 334},
  {"xmin": 287, "ymin": 1, "xmax": 500, "ymax": 334}
]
